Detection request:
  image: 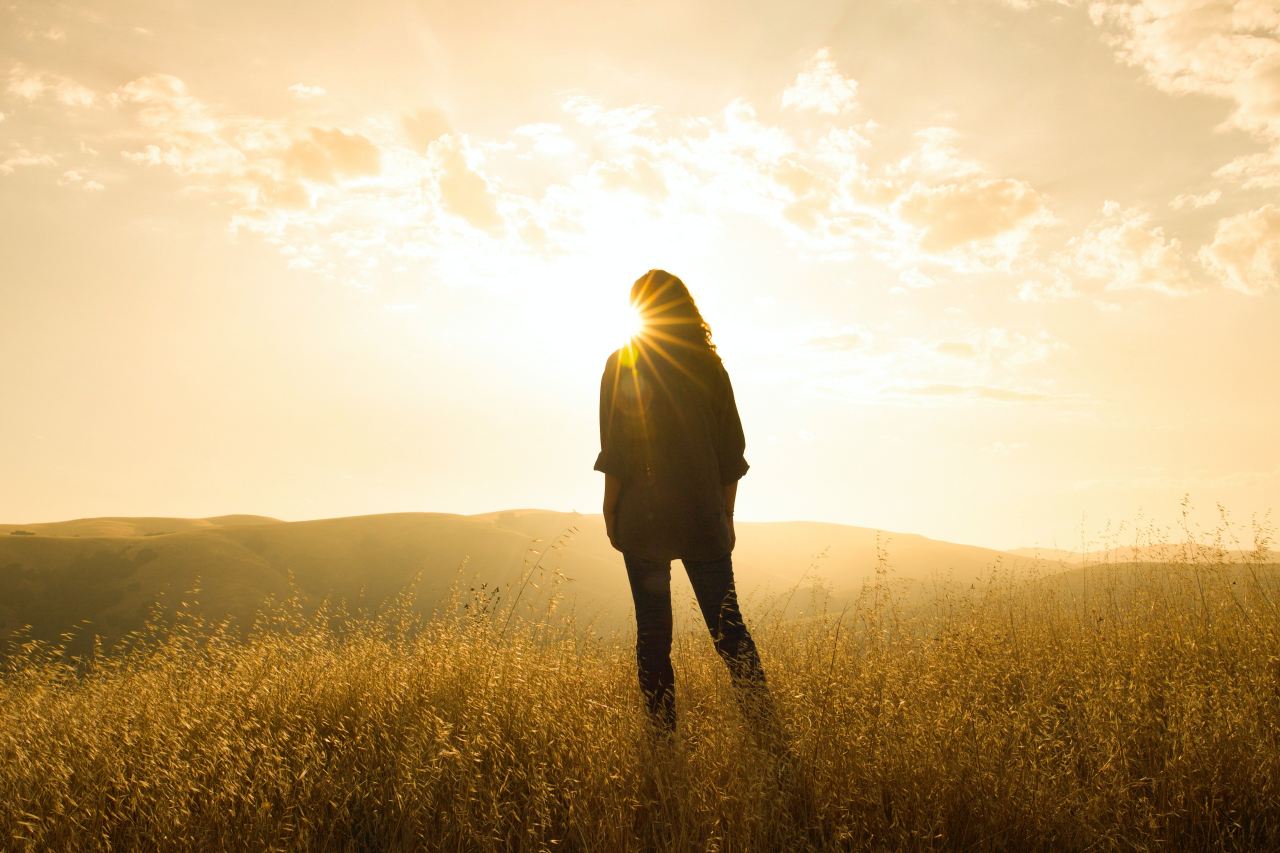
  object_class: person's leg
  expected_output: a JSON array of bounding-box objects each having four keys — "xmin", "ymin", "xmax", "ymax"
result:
[
  {"xmin": 623, "ymin": 552, "xmax": 676, "ymax": 735},
  {"xmin": 682, "ymin": 552, "xmax": 782, "ymax": 740},
  {"xmin": 685, "ymin": 555, "xmax": 810, "ymax": 829},
  {"xmin": 682, "ymin": 552, "xmax": 766, "ymax": 684}
]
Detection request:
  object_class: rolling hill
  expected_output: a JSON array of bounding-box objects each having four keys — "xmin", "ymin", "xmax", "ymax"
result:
[{"xmin": 1, "ymin": 510, "xmax": 1053, "ymax": 655}]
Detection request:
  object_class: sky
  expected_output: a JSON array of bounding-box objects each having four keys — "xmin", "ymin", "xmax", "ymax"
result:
[{"xmin": 1, "ymin": 0, "xmax": 1277, "ymax": 551}]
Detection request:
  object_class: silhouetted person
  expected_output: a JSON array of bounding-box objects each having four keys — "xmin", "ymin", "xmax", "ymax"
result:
[{"xmin": 595, "ymin": 269, "xmax": 779, "ymax": 741}]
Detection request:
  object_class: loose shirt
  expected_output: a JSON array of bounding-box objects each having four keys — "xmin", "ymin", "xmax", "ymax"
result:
[{"xmin": 594, "ymin": 340, "xmax": 749, "ymax": 561}]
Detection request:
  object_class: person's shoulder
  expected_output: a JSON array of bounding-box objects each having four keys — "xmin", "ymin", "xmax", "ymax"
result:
[
  {"xmin": 601, "ymin": 346, "xmax": 632, "ymax": 380},
  {"xmin": 680, "ymin": 351, "xmax": 728, "ymax": 397},
  {"xmin": 605, "ymin": 341, "xmax": 644, "ymax": 370},
  {"xmin": 711, "ymin": 354, "xmax": 731, "ymax": 383},
  {"xmin": 712, "ymin": 357, "xmax": 736, "ymax": 398}
]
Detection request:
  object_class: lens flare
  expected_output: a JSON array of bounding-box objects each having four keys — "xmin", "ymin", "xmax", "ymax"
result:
[{"xmin": 618, "ymin": 301, "xmax": 644, "ymax": 343}]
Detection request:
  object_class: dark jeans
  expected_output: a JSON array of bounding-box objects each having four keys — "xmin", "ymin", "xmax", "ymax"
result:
[{"xmin": 623, "ymin": 551, "xmax": 778, "ymax": 737}]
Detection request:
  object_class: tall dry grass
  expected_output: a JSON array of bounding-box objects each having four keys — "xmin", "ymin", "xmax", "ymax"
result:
[{"xmin": 3, "ymin": 517, "xmax": 1280, "ymax": 851}]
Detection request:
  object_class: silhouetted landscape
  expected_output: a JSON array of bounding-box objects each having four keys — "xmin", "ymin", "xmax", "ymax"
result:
[
  {"xmin": 6, "ymin": 0, "xmax": 1280, "ymax": 847},
  {"xmin": 3, "ymin": 509, "xmax": 1279, "ymax": 849},
  {"xmin": 1, "ymin": 510, "xmax": 1066, "ymax": 656}
]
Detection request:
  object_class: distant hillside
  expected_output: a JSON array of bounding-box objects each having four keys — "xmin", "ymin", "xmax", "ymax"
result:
[
  {"xmin": 1018, "ymin": 559, "xmax": 1280, "ymax": 616},
  {"xmin": 0, "ymin": 515, "xmax": 281, "ymax": 539},
  {"xmin": 1, "ymin": 510, "xmax": 1051, "ymax": 655},
  {"xmin": 1009, "ymin": 543, "xmax": 1278, "ymax": 565}
]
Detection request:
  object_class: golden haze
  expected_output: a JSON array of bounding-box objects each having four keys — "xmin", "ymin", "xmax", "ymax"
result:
[{"xmin": 0, "ymin": 0, "xmax": 1276, "ymax": 548}]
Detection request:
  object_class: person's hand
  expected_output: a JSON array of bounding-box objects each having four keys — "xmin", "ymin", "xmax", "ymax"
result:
[
  {"xmin": 604, "ymin": 513, "xmax": 622, "ymax": 552},
  {"xmin": 727, "ymin": 514, "xmax": 736, "ymax": 552}
]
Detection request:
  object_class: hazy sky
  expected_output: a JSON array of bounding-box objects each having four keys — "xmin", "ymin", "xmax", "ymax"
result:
[{"xmin": 2, "ymin": 0, "xmax": 1277, "ymax": 550}]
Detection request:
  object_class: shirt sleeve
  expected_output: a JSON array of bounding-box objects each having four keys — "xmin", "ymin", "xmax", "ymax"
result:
[
  {"xmin": 593, "ymin": 353, "xmax": 629, "ymax": 479},
  {"xmin": 715, "ymin": 366, "xmax": 749, "ymax": 484}
]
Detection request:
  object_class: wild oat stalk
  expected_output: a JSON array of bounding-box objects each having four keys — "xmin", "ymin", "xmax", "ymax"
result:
[{"xmin": 1, "ymin": 512, "xmax": 1279, "ymax": 851}]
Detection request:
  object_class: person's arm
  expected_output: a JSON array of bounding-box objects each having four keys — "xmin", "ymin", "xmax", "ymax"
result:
[
  {"xmin": 715, "ymin": 366, "xmax": 749, "ymax": 484},
  {"xmin": 716, "ymin": 367, "xmax": 746, "ymax": 550},
  {"xmin": 723, "ymin": 479, "xmax": 737, "ymax": 517},
  {"xmin": 723, "ymin": 479, "xmax": 738, "ymax": 549},
  {"xmin": 603, "ymin": 473, "xmax": 623, "ymax": 550},
  {"xmin": 594, "ymin": 354, "xmax": 628, "ymax": 552}
]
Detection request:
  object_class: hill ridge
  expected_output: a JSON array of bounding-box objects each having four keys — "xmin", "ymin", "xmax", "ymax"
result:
[{"xmin": 0, "ymin": 509, "xmax": 1061, "ymax": 655}]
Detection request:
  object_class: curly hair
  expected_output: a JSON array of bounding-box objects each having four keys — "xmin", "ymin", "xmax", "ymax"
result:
[{"xmin": 629, "ymin": 269, "xmax": 720, "ymax": 364}]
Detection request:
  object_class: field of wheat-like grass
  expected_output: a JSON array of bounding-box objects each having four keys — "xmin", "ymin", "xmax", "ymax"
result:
[{"xmin": 3, "ymin": 536, "xmax": 1280, "ymax": 851}]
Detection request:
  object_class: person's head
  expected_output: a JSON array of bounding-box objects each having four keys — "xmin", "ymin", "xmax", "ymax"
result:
[{"xmin": 629, "ymin": 269, "xmax": 719, "ymax": 362}]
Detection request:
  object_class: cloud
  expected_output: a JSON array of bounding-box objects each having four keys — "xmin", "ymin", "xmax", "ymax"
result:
[
  {"xmin": 932, "ymin": 328, "xmax": 1064, "ymax": 366},
  {"xmin": 591, "ymin": 152, "xmax": 666, "ymax": 199},
  {"xmin": 886, "ymin": 383, "xmax": 1058, "ymax": 403},
  {"xmin": 0, "ymin": 146, "xmax": 56, "ymax": 174},
  {"xmin": 782, "ymin": 48, "xmax": 859, "ymax": 115},
  {"xmin": 1198, "ymin": 203, "xmax": 1280, "ymax": 294},
  {"xmin": 1215, "ymin": 143, "xmax": 1280, "ymax": 189},
  {"xmin": 88, "ymin": 53, "xmax": 1050, "ymax": 288},
  {"xmin": 672, "ymin": 112, "xmax": 1053, "ymax": 275},
  {"xmin": 771, "ymin": 157, "xmax": 827, "ymax": 226},
  {"xmin": 1016, "ymin": 275, "xmax": 1079, "ymax": 303},
  {"xmin": 430, "ymin": 134, "xmax": 504, "ymax": 233},
  {"xmin": 3, "ymin": 65, "xmax": 490, "ymax": 284},
  {"xmin": 1010, "ymin": 2, "xmax": 1280, "ymax": 201},
  {"xmin": 114, "ymin": 74, "xmax": 246, "ymax": 176},
  {"xmin": 284, "ymin": 127, "xmax": 381, "ymax": 184},
  {"xmin": 7, "ymin": 67, "xmax": 44, "ymax": 100},
  {"xmin": 1059, "ymin": 201, "xmax": 1198, "ymax": 295},
  {"xmin": 403, "ymin": 108, "xmax": 450, "ymax": 150},
  {"xmin": 936, "ymin": 341, "xmax": 978, "ymax": 358},
  {"xmin": 896, "ymin": 176, "xmax": 1049, "ymax": 254},
  {"xmin": 512, "ymin": 122, "xmax": 576, "ymax": 157},
  {"xmin": 6, "ymin": 64, "xmax": 96, "ymax": 107},
  {"xmin": 56, "ymin": 169, "xmax": 104, "ymax": 191},
  {"xmin": 876, "ymin": 127, "xmax": 1055, "ymax": 271},
  {"xmin": 803, "ymin": 325, "xmax": 1065, "ymax": 410},
  {"xmin": 114, "ymin": 74, "xmax": 381, "ymax": 197},
  {"xmin": 244, "ymin": 173, "xmax": 310, "ymax": 210},
  {"xmin": 897, "ymin": 268, "xmax": 936, "ymax": 289},
  {"xmin": 287, "ymin": 83, "xmax": 326, "ymax": 99},
  {"xmin": 114, "ymin": 74, "xmax": 220, "ymax": 133},
  {"xmin": 807, "ymin": 330, "xmax": 869, "ymax": 351},
  {"xmin": 1169, "ymin": 188, "xmax": 1222, "ymax": 209},
  {"xmin": 1084, "ymin": 0, "xmax": 1280, "ymax": 139},
  {"xmin": 886, "ymin": 126, "xmax": 971, "ymax": 181},
  {"xmin": 0, "ymin": 47, "xmax": 1161, "ymax": 305},
  {"xmin": 562, "ymin": 96, "xmax": 658, "ymax": 138}
]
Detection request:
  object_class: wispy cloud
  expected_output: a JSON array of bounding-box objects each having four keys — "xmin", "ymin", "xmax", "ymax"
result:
[
  {"xmin": 781, "ymin": 48, "xmax": 859, "ymax": 115},
  {"xmin": 884, "ymin": 383, "xmax": 1061, "ymax": 403},
  {"xmin": 287, "ymin": 83, "xmax": 326, "ymax": 100},
  {"xmin": 1061, "ymin": 201, "xmax": 1199, "ymax": 295},
  {"xmin": 7, "ymin": 63, "xmax": 96, "ymax": 107},
  {"xmin": 0, "ymin": 146, "xmax": 56, "ymax": 174},
  {"xmin": 1199, "ymin": 203, "xmax": 1280, "ymax": 295}
]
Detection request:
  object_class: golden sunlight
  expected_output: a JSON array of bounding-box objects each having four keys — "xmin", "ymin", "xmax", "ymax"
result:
[
  {"xmin": 582, "ymin": 290, "xmax": 643, "ymax": 359},
  {"xmin": 6, "ymin": 2, "xmax": 1280, "ymax": 848},
  {"xmin": 507, "ymin": 261, "xmax": 647, "ymax": 369}
]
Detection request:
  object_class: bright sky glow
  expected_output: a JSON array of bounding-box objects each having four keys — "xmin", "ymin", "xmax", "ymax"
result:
[{"xmin": 1, "ymin": 0, "xmax": 1276, "ymax": 549}]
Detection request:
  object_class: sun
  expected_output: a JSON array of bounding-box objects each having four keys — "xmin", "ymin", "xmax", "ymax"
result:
[
  {"xmin": 613, "ymin": 299, "xmax": 645, "ymax": 345},
  {"xmin": 576, "ymin": 290, "xmax": 644, "ymax": 365},
  {"xmin": 503, "ymin": 262, "xmax": 650, "ymax": 370},
  {"xmin": 584, "ymin": 279, "xmax": 645, "ymax": 349}
]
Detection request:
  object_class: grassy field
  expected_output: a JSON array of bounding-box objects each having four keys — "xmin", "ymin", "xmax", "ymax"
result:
[{"xmin": 3, "ymin": 536, "xmax": 1280, "ymax": 850}]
